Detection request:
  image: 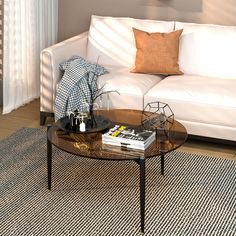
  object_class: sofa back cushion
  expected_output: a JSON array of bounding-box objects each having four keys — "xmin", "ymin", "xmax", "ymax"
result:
[
  {"xmin": 87, "ymin": 15, "xmax": 175, "ymax": 67},
  {"xmin": 175, "ymin": 22, "xmax": 236, "ymax": 79}
]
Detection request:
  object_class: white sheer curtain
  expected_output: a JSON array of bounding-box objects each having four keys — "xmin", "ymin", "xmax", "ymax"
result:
[{"xmin": 3, "ymin": 0, "xmax": 58, "ymax": 114}]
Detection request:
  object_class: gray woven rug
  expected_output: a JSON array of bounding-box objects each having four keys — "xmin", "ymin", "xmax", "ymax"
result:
[{"xmin": 0, "ymin": 128, "xmax": 235, "ymax": 236}]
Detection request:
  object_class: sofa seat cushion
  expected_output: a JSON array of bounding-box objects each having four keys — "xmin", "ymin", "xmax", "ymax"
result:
[
  {"xmin": 144, "ymin": 75, "xmax": 236, "ymax": 127},
  {"xmin": 97, "ymin": 65, "xmax": 164, "ymax": 110},
  {"xmin": 87, "ymin": 15, "xmax": 174, "ymax": 67}
]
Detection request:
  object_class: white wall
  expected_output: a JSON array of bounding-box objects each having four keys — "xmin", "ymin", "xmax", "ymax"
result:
[{"xmin": 58, "ymin": 0, "xmax": 236, "ymax": 41}]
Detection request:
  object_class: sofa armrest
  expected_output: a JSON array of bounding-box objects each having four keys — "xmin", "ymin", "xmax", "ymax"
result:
[{"xmin": 40, "ymin": 31, "xmax": 88, "ymax": 113}]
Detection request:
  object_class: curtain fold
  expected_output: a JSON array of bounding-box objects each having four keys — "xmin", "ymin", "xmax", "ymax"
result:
[{"xmin": 3, "ymin": 0, "xmax": 58, "ymax": 114}]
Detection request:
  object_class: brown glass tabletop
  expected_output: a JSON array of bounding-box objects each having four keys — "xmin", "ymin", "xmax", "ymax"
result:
[
  {"xmin": 48, "ymin": 109, "xmax": 187, "ymax": 160},
  {"xmin": 47, "ymin": 109, "xmax": 188, "ymax": 234}
]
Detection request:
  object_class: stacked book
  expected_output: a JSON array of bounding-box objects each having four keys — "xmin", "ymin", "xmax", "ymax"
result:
[{"xmin": 102, "ymin": 125, "xmax": 156, "ymax": 150}]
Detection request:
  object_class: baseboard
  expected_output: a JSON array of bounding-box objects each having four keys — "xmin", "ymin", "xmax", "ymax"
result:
[
  {"xmin": 188, "ymin": 134, "xmax": 236, "ymax": 146},
  {"xmin": 0, "ymin": 79, "xmax": 2, "ymax": 106}
]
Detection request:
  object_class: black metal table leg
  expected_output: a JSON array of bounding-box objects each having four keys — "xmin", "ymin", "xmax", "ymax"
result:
[
  {"xmin": 161, "ymin": 152, "xmax": 165, "ymax": 175},
  {"xmin": 140, "ymin": 156, "xmax": 145, "ymax": 234},
  {"xmin": 47, "ymin": 125, "xmax": 52, "ymax": 190}
]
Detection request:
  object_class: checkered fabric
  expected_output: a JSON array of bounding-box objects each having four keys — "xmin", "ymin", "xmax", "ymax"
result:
[{"xmin": 55, "ymin": 56, "xmax": 108, "ymax": 121}]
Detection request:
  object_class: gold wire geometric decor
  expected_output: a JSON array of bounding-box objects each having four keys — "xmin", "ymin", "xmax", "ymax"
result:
[{"xmin": 142, "ymin": 101, "xmax": 174, "ymax": 132}]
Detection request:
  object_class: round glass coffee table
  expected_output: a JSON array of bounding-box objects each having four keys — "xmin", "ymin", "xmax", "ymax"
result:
[{"xmin": 47, "ymin": 109, "xmax": 188, "ymax": 234}]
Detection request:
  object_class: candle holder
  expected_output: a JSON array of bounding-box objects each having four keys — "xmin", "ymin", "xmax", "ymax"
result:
[{"xmin": 68, "ymin": 110, "xmax": 88, "ymax": 132}]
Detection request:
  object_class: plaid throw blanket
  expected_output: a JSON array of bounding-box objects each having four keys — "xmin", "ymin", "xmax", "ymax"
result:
[{"xmin": 54, "ymin": 56, "xmax": 108, "ymax": 121}]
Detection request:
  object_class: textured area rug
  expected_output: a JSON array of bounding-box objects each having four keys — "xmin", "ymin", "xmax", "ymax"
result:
[{"xmin": 0, "ymin": 128, "xmax": 235, "ymax": 236}]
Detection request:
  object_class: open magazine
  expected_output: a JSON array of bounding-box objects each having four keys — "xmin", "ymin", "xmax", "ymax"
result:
[{"xmin": 102, "ymin": 125, "xmax": 155, "ymax": 150}]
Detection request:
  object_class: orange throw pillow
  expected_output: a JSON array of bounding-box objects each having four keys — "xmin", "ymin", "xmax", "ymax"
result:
[{"xmin": 131, "ymin": 28, "xmax": 183, "ymax": 75}]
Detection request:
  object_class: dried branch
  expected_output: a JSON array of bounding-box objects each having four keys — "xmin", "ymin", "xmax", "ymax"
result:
[{"xmin": 94, "ymin": 90, "xmax": 120, "ymax": 101}]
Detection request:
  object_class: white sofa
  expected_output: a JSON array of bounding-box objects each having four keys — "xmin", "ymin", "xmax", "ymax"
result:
[{"xmin": 40, "ymin": 15, "xmax": 236, "ymax": 142}]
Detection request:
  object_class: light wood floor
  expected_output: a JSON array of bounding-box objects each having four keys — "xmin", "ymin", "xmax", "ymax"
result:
[{"xmin": 0, "ymin": 99, "xmax": 235, "ymax": 160}]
